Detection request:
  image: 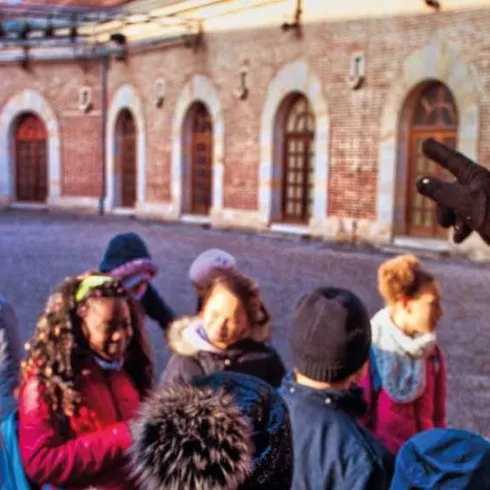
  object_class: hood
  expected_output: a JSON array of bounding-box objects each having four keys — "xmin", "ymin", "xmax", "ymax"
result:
[
  {"xmin": 129, "ymin": 372, "xmax": 292, "ymax": 490},
  {"xmin": 99, "ymin": 233, "xmax": 152, "ymax": 272},
  {"xmin": 129, "ymin": 379, "xmax": 252, "ymax": 490},
  {"xmin": 391, "ymin": 428, "xmax": 490, "ymax": 489},
  {"xmin": 166, "ymin": 316, "xmax": 267, "ymax": 357},
  {"xmin": 166, "ymin": 316, "xmax": 215, "ymax": 357}
]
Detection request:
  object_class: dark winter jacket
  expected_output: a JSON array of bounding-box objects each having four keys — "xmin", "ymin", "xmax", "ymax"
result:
[
  {"xmin": 99, "ymin": 232, "xmax": 175, "ymax": 331},
  {"xmin": 159, "ymin": 316, "xmax": 286, "ymax": 388},
  {"xmin": 279, "ymin": 373, "xmax": 394, "ymax": 490},
  {"xmin": 130, "ymin": 372, "xmax": 293, "ymax": 490},
  {"xmin": 391, "ymin": 428, "xmax": 490, "ymax": 489},
  {"xmin": 0, "ymin": 296, "xmax": 22, "ymax": 417}
]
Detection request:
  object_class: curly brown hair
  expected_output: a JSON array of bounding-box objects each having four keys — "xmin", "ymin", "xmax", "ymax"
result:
[
  {"xmin": 201, "ymin": 269, "xmax": 271, "ymax": 343},
  {"xmin": 21, "ymin": 272, "xmax": 153, "ymax": 416},
  {"xmin": 378, "ymin": 254, "xmax": 436, "ymax": 305}
]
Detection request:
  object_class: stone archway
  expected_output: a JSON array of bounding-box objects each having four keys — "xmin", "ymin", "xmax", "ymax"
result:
[
  {"xmin": 172, "ymin": 75, "xmax": 224, "ymax": 218},
  {"xmin": 259, "ymin": 60, "xmax": 330, "ymax": 228},
  {"xmin": 0, "ymin": 89, "xmax": 61, "ymax": 204},
  {"xmin": 376, "ymin": 41, "xmax": 479, "ymax": 242},
  {"xmin": 106, "ymin": 84, "xmax": 146, "ymax": 211}
]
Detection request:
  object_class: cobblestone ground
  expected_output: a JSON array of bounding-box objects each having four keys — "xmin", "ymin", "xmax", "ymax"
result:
[{"xmin": 1, "ymin": 210, "xmax": 490, "ymax": 437}]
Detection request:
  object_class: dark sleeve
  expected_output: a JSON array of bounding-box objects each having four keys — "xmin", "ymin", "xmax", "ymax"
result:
[
  {"xmin": 159, "ymin": 355, "xmax": 205, "ymax": 387},
  {"xmin": 0, "ymin": 300, "xmax": 22, "ymax": 415},
  {"xmin": 140, "ymin": 284, "xmax": 176, "ymax": 332},
  {"xmin": 266, "ymin": 347, "xmax": 286, "ymax": 388},
  {"xmin": 346, "ymin": 460, "xmax": 392, "ymax": 490}
]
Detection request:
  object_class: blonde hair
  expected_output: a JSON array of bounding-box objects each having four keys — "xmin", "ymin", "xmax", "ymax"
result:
[{"xmin": 378, "ymin": 254, "xmax": 436, "ymax": 305}]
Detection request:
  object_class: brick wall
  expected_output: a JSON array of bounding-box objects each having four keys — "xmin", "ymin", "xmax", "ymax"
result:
[{"xmin": 2, "ymin": 7, "xmax": 490, "ymax": 220}]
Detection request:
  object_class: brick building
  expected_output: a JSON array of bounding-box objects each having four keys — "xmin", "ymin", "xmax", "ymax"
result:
[{"xmin": 0, "ymin": 0, "xmax": 489, "ymax": 259}]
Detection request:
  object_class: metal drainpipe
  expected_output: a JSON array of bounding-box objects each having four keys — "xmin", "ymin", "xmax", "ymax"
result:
[{"xmin": 99, "ymin": 55, "xmax": 109, "ymax": 216}]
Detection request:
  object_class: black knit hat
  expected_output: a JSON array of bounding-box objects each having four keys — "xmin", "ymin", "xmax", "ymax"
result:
[{"xmin": 289, "ymin": 287, "xmax": 371, "ymax": 383}]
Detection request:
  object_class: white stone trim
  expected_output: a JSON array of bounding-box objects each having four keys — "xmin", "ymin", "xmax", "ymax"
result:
[
  {"xmin": 259, "ymin": 59, "xmax": 330, "ymax": 225},
  {"xmin": 180, "ymin": 214, "xmax": 211, "ymax": 225},
  {"xmin": 270, "ymin": 223, "xmax": 310, "ymax": 236},
  {"xmin": 376, "ymin": 41, "xmax": 480, "ymax": 242},
  {"xmin": 49, "ymin": 196, "xmax": 99, "ymax": 210},
  {"xmin": 172, "ymin": 74, "xmax": 224, "ymax": 216},
  {"xmin": 0, "ymin": 89, "xmax": 61, "ymax": 202},
  {"xmin": 106, "ymin": 84, "xmax": 146, "ymax": 211}
]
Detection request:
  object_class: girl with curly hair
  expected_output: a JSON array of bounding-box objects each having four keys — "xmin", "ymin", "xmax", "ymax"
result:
[
  {"xmin": 160, "ymin": 269, "xmax": 285, "ymax": 387},
  {"xmin": 18, "ymin": 272, "xmax": 153, "ymax": 490},
  {"xmin": 360, "ymin": 254, "xmax": 447, "ymax": 454}
]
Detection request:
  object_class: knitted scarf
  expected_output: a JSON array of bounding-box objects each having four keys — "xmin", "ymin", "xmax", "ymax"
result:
[{"xmin": 371, "ymin": 308, "xmax": 437, "ymax": 403}]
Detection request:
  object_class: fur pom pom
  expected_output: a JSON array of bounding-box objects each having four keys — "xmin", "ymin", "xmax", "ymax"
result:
[{"xmin": 129, "ymin": 383, "xmax": 252, "ymax": 490}]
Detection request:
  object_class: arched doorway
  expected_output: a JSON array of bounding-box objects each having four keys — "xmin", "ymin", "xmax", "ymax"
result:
[
  {"xmin": 279, "ymin": 94, "xmax": 315, "ymax": 223},
  {"xmin": 405, "ymin": 82, "xmax": 458, "ymax": 238},
  {"xmin": 115, "ymin": 109, "xmax": 137, "ymax": 208},
  {"xmin": 185, "ymin": 102, "xmax": 213, "ymax": 215},
  {"xmin": 15, "ymin": 113, "xmax": 48, "ymax": 202}
]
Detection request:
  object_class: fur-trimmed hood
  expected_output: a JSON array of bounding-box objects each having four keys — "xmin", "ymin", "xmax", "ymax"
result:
[
  {"xmin": 166, "ymin": 315, "xmax": 272, "ymax": 358},
  {"xmin": 130, "ymin": 372, "xmax": 293, "ymax": 490},
  {"xmin": 129, "ymin": 381, "xmax": 252, "ymax": 490}
]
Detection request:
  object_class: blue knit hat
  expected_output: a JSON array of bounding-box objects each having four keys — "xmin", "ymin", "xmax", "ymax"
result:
[{"xmin": 391, "ymin": 428, "xmax": 490, "ymax": 489}]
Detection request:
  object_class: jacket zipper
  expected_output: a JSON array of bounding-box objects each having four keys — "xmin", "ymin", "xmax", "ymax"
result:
[{"xmin": 103, "ymin": 371, "xmax": 123, "ymax": 421}]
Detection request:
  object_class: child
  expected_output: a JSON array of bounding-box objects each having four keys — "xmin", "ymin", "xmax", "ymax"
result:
[
  {"xmin": 279, "ymin": 287, "xmax": 394, "ymax": 490},
  {"xmin": 18, "ymin": 273, "xmax": 153, "ymax": 490},
  {"xmin": 0, "ymin": 295, "xmax": 22, "ymax": 417},
  {"xmin": 188, "ymin": 248, "xmax": 236, "ymax": 312},
  {"xmin": 360, "ymin": 254, "xmax": 446, "ymax": 454},
  {"xmin": 99, "ymin": 232, "xmax": 175, "ymax": 331},
  {"xmin": 390, "ymin": 428, "xmax": 490, "ymax": 489},
  {"xmin": 160, "ymin": 269, "xmax": 285, "ymax": 387},
  {"xmin": 130, "ymin": 371, "xmax": 292, "ymax": 490}
]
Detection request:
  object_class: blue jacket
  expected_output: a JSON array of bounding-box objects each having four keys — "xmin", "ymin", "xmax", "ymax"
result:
[
  {"xmin": 99, "ymin": 232, "xmax": 175, "ymax": 331},
  {"xmin": 0, "ymin": 296, "xmax": 22, "ymax": 418},
  {"xmin": 279, "ymin": 373, "xmax": 394, "ymax": 490},
  {"xmin": 391, "ymin": 428, "xmax": 490, "ymax": 489}
]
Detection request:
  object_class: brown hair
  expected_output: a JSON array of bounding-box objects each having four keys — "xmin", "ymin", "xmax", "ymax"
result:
[
  {"xmin": 201, "ymin": 269, "xmax": 271, "ymax": 342},
  {"xmin": 21, "ymin": 272, "xmax": 153, "ymax": 416},
  {"xmin": 378, "ymin": 254, "xmax": 436, "ymax": 305}
]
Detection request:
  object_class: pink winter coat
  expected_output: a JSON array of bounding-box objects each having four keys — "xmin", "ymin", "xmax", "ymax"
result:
[
  {"xmin": 360, "ymin": 345, "xmax": 447, "ymax": 454},
  {"xmin": 19, "ymin": 357, "xmax": 140, "ymax": 490}
]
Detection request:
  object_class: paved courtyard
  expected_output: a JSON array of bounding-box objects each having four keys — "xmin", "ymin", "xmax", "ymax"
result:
[{"xmin": 1, "ymin": 209, "xmax": 490, "ymax": 437}]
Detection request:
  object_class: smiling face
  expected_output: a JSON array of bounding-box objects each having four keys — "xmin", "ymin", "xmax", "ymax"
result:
[
  {"xmin": 79, "ymin": 297, "xmax": 133, "ymax": 362},
  {"xmin": 201, "ymin": 285, "xmax": 249, "ymax": 349}
]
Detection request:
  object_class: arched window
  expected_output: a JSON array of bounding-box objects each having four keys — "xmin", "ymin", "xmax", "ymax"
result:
[
  {"xmin": 15, "ymin": 113, "xmax": 47, "ymax": 202},
  {"xmin": 406, "ymin": 82, "xmax": 458, "ymax": 238},
  {"xmin": 115, "ymin": 109, "xmax": 137, "ymax": 208},
  {"xmin": 186, "ymin": 102, "xmax": 213, "ymax": 215},
  {"xmin": 281, "ymin": 94, "xmax": 315, "ymax": 223}
]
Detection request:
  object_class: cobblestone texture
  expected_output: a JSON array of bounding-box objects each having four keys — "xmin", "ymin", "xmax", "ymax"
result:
[{"xmin": 1, "ymin": 210, "xmax": 490, "ymax": 437}]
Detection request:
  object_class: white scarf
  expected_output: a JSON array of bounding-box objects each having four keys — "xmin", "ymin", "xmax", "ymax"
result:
[{"xmin": 371, "ymin": 308, "xmax": 437, "ymax": 403}]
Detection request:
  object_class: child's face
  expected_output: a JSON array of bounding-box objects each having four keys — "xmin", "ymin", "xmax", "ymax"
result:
[
  {"xmin": 401, "ymin": 281, "xmax": 443, "ymax": 335},
  {"xmin": 201, "ymin": 285, "xmax": 249, "ymax": 349},
  {"xmin": 79, "ymin": 297, "xmax": 133, "ymax": 362}
]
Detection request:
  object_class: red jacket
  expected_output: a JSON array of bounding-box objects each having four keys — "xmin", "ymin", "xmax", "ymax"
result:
[
  {"xmin": 19, "ymin": 357, "xmax": 141, "ymax": 490},
  {"xmin": 360, "ymin": 346, "xmax": 447, "ymax": 454}
]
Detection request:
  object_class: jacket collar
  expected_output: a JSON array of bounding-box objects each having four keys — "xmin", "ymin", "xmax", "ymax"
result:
[{"xmin": 281, "ymin": 372, "xmax": 367, "ymax": 418}]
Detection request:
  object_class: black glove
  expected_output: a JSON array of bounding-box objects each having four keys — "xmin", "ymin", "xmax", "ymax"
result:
[{"xmin": 417, "ymin": 138, "xmax": 490, "ymax": 245}]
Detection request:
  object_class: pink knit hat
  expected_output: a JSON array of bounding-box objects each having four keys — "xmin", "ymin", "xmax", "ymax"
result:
[{"xmin": 188, "ymin": 249, "xmax": 237, "ymax": 290}]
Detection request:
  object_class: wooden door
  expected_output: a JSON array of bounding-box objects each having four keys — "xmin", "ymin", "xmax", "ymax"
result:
[
  {"xmin": 116, "ymin": 109, "xmax": 136, "ymax": 208},
  {"xmin": 190, "ymin": 103, "xmax": 213, "ymax": 215},
  {"xmin": 15, "ymin": 113, "xmax": 48, "ymax": 202},
  {"xmin": 406, "ymin": 82, "xmax": 458, "ymax": 238},
  {"xmin": 281, "ymin": 95, "xmax": 315, "ymax": 223}
]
